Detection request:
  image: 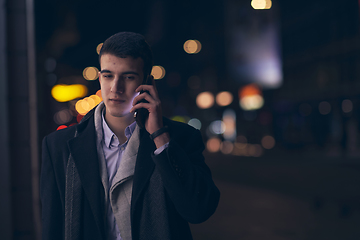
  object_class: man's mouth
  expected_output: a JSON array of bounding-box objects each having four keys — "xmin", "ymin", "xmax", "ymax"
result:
[{"xmin": 109, "ymin": 99, "xmax": 125, "ymax": 103}]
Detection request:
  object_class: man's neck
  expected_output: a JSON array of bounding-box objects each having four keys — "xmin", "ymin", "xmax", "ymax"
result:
[{"xmin": 104, "ymin": 111, "xmax": 135, "ymax": 144}]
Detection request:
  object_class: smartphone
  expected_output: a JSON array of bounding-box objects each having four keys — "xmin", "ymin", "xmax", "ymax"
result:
[{"xmin": 134, "ymin": 75, "xmax": 152, "ymax": 128}]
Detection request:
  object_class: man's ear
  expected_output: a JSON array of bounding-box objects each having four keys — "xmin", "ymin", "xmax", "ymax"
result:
[{"xmin": 98, "ymin": 72, "xmax": 101, "ymax": 84}]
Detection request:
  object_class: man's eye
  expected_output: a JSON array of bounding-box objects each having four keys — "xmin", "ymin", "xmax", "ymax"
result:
[
  {"xmin": 103, "ymin": 75, "xmax": 112, "ymax": 78},
  {"xmin": 126, "ymin": 76, "xmax": 135, "ymax": 80}
]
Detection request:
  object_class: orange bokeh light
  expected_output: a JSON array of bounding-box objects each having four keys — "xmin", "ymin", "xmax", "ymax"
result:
[{"xmin": 239, "ymin": 84, "xmax": 262, "ymax": 99}]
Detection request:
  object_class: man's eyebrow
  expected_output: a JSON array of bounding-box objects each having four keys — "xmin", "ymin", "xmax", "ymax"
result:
[{"xmin": 99, "ymin": 70, "xmax": 139, "ymax": 76}]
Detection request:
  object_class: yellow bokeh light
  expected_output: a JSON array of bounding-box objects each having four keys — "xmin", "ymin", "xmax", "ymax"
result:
[
  {"xmin": 171, "ymin": 116, "xmax": 188, "ymax": 123},
  {"xmin": 83, "ymin": 67, "xmax": 99, "ymax": 81},
  {"xmin": 75, "ymin": 100, "xmax": 87, "ymax": 115},
  {"xmin": 89, "ymin": 94, "xmax": 102, "ymax": 105},
  {"xmin": 206, "ymin": 138, "xmax": 221, "ymax": 153},
  {"xmin": 196, "ymin": 92, "xmax": 215, "ymax": 109},
  {"xmin": 96, "ymin": 43, "xmax": 103, "ymax": 55},
  {"xmin": 81, "ymin": 99, "xmax": 90, "ymax": 112},
  {"xmin": 184, "ymin": 40, "xmax": 202, "ymax": 54},
  {"xmin": 216, "ymin": 91, "xmax": 233, "ymax": 107},
  {"xmin": 75, "ymin": 94, "xmax": 102, "ymax": 115},
  {"xmin": 151, "ymin": 65, "xmax": 166, "ymax": 80},
  {"xmin": 251, "ymin": 0, "xmax": 272, "ymax": 9},
  {"xmin": 51, "ymin": 84, "xmax": 88, "ymax": 102}
]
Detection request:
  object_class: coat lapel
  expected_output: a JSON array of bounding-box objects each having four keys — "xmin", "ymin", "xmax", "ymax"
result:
[
  {"xmin": 67, "ymin": 118, "xmax": 106, "ymax": 239},
  {"xmin": 131, "ymin": 129, "xmax": 157, "ymax": 215}
]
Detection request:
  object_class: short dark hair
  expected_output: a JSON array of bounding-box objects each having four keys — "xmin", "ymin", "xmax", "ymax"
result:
[{"xmin": 99, "ymin": 32, "xmax": 154, "ymax": 78}]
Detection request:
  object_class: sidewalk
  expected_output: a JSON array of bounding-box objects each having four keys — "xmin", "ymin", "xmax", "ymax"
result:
[{"xmin": 190, "ymin": 151, "xmax": 360, "ymax": 240}]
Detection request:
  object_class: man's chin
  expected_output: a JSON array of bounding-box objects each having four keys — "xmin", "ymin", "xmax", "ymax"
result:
[{"xmin": 107, "ymin": 109, "xmax": 133, "ymax": 118}]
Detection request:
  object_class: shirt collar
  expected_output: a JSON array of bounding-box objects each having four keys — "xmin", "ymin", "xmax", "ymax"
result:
[{"xmin": 102, "ymin": 110, "xmax": 137, "ymax": 148}]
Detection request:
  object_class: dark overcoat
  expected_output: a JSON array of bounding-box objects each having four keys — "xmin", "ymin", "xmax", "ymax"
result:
[{"xmin": 40, "ymin": 108, "xmax": 220, "ymax": 240}]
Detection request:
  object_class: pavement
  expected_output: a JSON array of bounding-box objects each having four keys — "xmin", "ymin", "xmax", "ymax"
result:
[{"xmin": 190, "ymin": 151, "xmax": 360, "ymax": 240}]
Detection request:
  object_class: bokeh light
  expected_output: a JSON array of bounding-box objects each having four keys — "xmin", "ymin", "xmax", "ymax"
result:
[
  {"xmin": 223, "ymin": 109, "xmax": 236, "ymax": 141},
  {"xmin": 252, "ymin": 144, "xmax": 263, "ymax": 157},
  {"xmin": 96, "ymin": 43, "xmax": 103, "ymax": 55},
  {"xmin": 83, "ymin": 67, "xmax": 99, "ymax": 80},
  {"xmin": 236, "ymin": 135, "xmax": 248, "ymax": 143},
  {"xmin": 342, "ymin": 99, "xmax": 353, "ymax": 113},
  {"xmin": 188, "ymin": 118, "xmax": 202, "ymax": 130},
  {"xmin": 240, "ymin": 95, "xmax": 264, "ymax": 111},
  {"xmin": 57, "ymin": 125, "xmax": 68, "ymax": 131},
  {"xmin": 220, "ymin": 141, "xmax": 234, "ymax": 154},
  {"xmin": 96, "ymin": 89, "xmax": 102, "ymax": 100},
  {"xmin": 216, "ymin": 91, "xmax": 233, "ymax": 107},
  {"xmin": 151, "ymin": 65, "xmax": 166, "ymax": 80},
  {"xmin": 319, "ymin": 101, "xmax": 331, "ymax": 115},
  {"xmin": 183, "ymin": 40, "xmax": 202, "ymax": 54},
  {"xmin": 51, "ymin": 84, "xmax": 88, "ymax": 102},
  {"xmin": 209, "ymin": 120, "xmax": 226, "ymax": 135},
  {"xmin": 196, "ymin": 92, "xmax": 215, "ymax": 109},
  {"xmin": 251, "ymin": 0, "xmax": 272, "ymax": 9},
  {"xmin": 206, "ymin": 138, "xmax": 221, "ymax": 152},
  {"xmin": 171, "ymin": 116, "xmax": 188, "ymax": 123},
  {"xmin": 54, "ymin": 109, "xmax": 72, "ymax": 125},
  {"xmin": 261, "ymin": 135, "xmax": 275, "ymax": 149},
  {"xmin": 75, "ymin": 94, "xmax": 101, "ymax": 115},
  {"xmin": 239, "ymin": 84, "xmax": 264, "ymax": 110}
]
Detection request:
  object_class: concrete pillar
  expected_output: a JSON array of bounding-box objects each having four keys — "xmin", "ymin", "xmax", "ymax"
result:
[
  {"xmin": 0, "ymin": 0, "xmax": 12, "ymax": 238},
  {"xmin": 5, "ymin": 0, "xmax": 40, "ymax": 239}
]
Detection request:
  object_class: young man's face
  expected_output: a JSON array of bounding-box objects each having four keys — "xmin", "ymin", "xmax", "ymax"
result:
[{"xmin": 99, "ymin": 53, "xmax": 144, "ymax": 118}]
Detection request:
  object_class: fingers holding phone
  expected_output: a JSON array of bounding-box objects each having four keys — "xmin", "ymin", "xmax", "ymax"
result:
[{"xmin": 131, "ymin": 76, "xmax": 164, "ymax": 134}]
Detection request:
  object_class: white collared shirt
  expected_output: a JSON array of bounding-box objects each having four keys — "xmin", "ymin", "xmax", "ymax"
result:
[
  {"xmin": 101, "ymin": 113, "xmax": 169, "ymax": 240},
  {"xmin": 102, "ymin": 115, "xmax": 136, "ymax": 240}
]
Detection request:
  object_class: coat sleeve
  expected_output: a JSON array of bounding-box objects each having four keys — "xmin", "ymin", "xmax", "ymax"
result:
[
  {"xmin": 40, "ymin": 136, "xmax": 64, "ymax": 240},
  {"xmin": 151, "ymin": 128, "xmax": 220, "ymax": 224}
]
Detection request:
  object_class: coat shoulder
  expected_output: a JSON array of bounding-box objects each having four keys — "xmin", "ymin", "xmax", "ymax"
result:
[
  {"xmin": 164, "ymin": 118, "xmax": 199, "ymax": 134},
  {"xmin": 44, "ymin": 124, "xmax": 78, "ymax": 143}
]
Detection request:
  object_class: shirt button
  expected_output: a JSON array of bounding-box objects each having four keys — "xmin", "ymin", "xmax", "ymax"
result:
[{"xmin": 120, "ymin": 147, "xmax": 125, "ymax": 151}]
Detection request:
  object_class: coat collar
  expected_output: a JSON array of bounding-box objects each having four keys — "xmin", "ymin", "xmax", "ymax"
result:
[{"xmin": 67, "ymin": 114, "xmax": 106, "ymax": 239}]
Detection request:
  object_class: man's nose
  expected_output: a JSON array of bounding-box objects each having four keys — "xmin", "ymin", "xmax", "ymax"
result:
[{"xmin": 111, "ymin": 78, "xmax": 125, "ymax": 93}]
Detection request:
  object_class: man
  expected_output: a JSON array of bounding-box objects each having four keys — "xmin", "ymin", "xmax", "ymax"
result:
[{"xmin": 41, "ymin": 32, "xmax": 220, "ymax": 240}]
